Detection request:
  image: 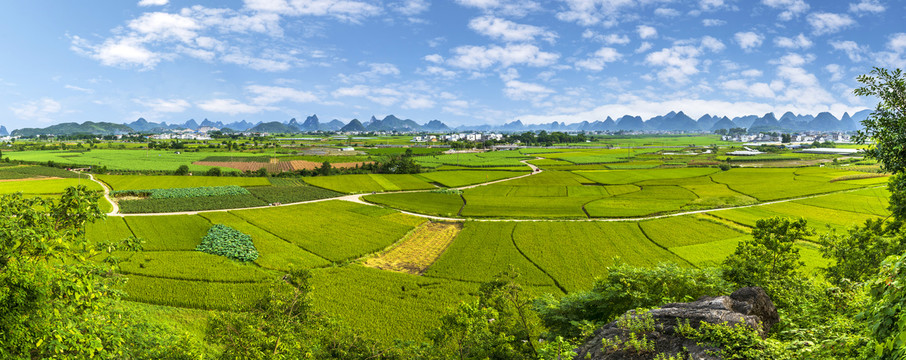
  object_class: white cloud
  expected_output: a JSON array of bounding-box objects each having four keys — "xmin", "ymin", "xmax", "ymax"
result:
[
  {"xmin": 247, "ymin": 85, "xmax": 319, "ymax": 104},
  {"xmin": 134, "ymin": 98, "xmax": 191, "ymax": 112},
  {"xmin": 420, "ymin": 66, "xmax": 457, "ymax": 78},
  {"xmin": 468, "ymin": 16, "xmax": 557, "ymax": 43},
  {"xmin": 503, "ymin": 80, "xmax": 553, "ymax": 100},
  {"xmin": 701, "ymin": 36, "xmax": 725, "ymax": 52},
  {"xmin": 393, "ymin": 0, "xmax": 429, "ymax": 16},
  {"xmin": 556, "ymin": 0, "xmax": 661, "ymax": 27},
  {"xmin": 774, "ymin": 34, "xmax": 813, "ymax": 49},
  {"xmin": 424, "ymin": 54, "xmax": 444, "ymax": 64},
  {"xmin": 645, "ymin": 45, "xmax": 702, "ymax": 84},
  {"xmin": 10, "ymin": 98, "xmax": 62, "ymax": 123},
  {"xmin": 850, "ymin": 0, "xmax": 885, "ymax": 14},
  {"xmin": 197, "ymin": 99, "xmax": 272, "ymax": 114},
  {"xmin": 721, "ymin": 79, "xmax": 778, "ymax": 98},
  {"xmin": 825, "ymin": 64, "xmax": 846, "ymax": 81},
  {"xmin": 64, "ymin": 84, "xmax": 94, "ymax": 94},
  {"xmin": 637, "ymin": 25, "xmax": 657, "ymax": 39},
  {"xmin": 699, "ymin": 0, "xmax": 726, "ymax": 11},
  {"xmin": 635, "ymin": 41, "xmax": 653, "ymax": 53},
  {"xmin": 446, "ymin": 44, "xmax": 559, "ymax": 69},
  {"xmin": 741, "ymin": 69, "xmax": 764, "ymax": 77},
  {"xmin": 138, "ymin": 0, "xmax": 168, "ymax": 6},
  {"xmin": 829, "ymin": 40, "xmax": 865, "ymax": 62},
  {"xmin": 454, "ymin": 0, "xmax": 540, "ymax": 17},
  {"xmin": 889, "ymin": 33, "xmax": 906, "ymax": 52},
  {"xmin": 243, "ymin": 0, "xmax": 382, "ymax": 22},
  {"xmin": 332, "ymin": 85, "xmax": 407, "ymax": 106},
  {"xmin": 129, "ymin": 12, "xmax": 201, "ymax": 43},
  {"xmin": 71, "ymin": 35, "xmax": 161, "ymax": 70},
  {"xmin": 808, "ymin": 12, "xmax": 855, "ymax": 35},
  {"xmin": 575, "ymin": 47, "xmax": 622, "ymax": 71},
  {"xmin": 762, "ymin": 0, "xmax": 809, "ymax": 20},
  {"xmin": 734, "ymin": 31, "xmax": 764, "ymax": 51},
  {"xmin": 702, "ymin": 19, "xmax": 726, "ymax": 26},
  {"xmin": 654, "ymin": 8, "xmax": 680, "ymax": 17},
  {"xmin": 221, "ymin": 51, "xmax": 293, "ymax": 71},
  {"xmin": 402, "ymin": 97, "xmax": 435, "ymax": 109}
]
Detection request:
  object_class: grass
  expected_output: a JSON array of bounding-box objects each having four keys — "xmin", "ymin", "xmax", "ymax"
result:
[
  {"xmin": 364, "ymin": 192, "xmax": 464, "ymax": 217},
  {"xmin": 424, "ymin": 222, "xmax": 556, "ymax": 286},
  {"xmin": 230, "ymin": 201, "xmax": 419, "ymax": 262},
  {"xmin": 124, "ymin": 215, "xmax": 212, "ymax": 250},
  {"xmin": 97, "ymin": 175, "xmax": 270, "ymax": 190},
  {"xmin": 512, "ymin": 222, "xmax": 687, "ymax": 292},
  {"xmin": 199, "ymin": 211, "xmax": 331, "ymax": 270},
  {"xmin": 363, "ymin": 222, "xmax": 462, "ymax": 274}
]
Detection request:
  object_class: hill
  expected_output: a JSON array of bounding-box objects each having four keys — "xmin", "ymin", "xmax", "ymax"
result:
[{"xmin": 12, "ymin": 121, "xmax": 132, "ymax": 137}]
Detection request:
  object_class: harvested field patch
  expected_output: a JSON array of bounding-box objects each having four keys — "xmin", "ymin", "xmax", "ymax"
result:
[{"xmin": 363, "ymin": 222, "xmax": 462, "ymax": 275}]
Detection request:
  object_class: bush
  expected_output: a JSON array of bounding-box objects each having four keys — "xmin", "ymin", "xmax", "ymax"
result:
[
  {"xmin": 205, "ymin": 167, "xmax": 222, "ymax": 176},
  {"xmin": 175, "ymin": 164, "xmax": 190, "ymax": 175},
  {"xmin": 719, "ymin": 163, "xmax": 731, "ymax": 171},
  {"xmin": 196, "ymin": 224, "xmax": 259, "ymax": 262}
]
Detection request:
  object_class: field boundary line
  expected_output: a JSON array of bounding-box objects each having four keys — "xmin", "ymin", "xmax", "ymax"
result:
[
  {"xmin": 635, "ymin": 223, "xmax": 696, "ymax": 268},
  {"xmin": 508, "ymin": 224, "xmax": 568, "ymax": 294}
]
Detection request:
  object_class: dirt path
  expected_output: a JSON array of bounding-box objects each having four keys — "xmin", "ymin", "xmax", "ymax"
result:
[{"xmin": 82, "ymin": 173, "xmax": 120, "ymax": 215}]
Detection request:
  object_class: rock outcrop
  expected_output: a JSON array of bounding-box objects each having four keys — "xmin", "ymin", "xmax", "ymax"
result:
[{"xmin": 574, "ymin": 287, "xmax": 778, "ymax": 360}]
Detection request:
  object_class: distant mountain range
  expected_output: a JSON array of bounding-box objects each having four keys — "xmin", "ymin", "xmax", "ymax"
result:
[{"xmin": 2, "ymin": 110, "xmax": 873, "ymax": 137}]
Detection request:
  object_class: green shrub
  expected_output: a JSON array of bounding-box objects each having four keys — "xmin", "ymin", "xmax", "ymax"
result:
[{"xmin": 196, "ymin": 224, "xmax": 259, "ymax": 262}]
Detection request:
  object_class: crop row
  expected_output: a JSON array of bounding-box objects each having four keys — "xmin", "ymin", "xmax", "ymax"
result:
[
  {"xmin": 112, "ymin": 185, "xmax": 251, "ymax": 199},
  {"xmin": 117, "ymin": 194, "xmax": 267, "ymax": 213}
]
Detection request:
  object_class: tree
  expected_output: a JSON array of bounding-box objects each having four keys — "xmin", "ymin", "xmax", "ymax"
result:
[
  {"xmin": 722, "ymin": 217, "xmax": 814, "ymax": 288},
  {"xmin": 854, "ymin": 67, "xmax": 906, "ymax": 174},
  {"xmin": 318, "ymin": 161, "xmax": 332, "ymax": 176},
  {"xmin": 205, "ymin": 167, "xmax": 222, "ymax": 177},
  {"xmin": 819, "ymin": 218, "xmax": 905, "ymax": 286},
  {"xmin": 0, "ymin": 186, "xmax": 194, "ymax": 358},
  {"xmin": 781, "ymin": 133, "xmax": 791, "ymax": 143},
  {"xmin": 175, "ymin": 164, "xmax": 190, "ymax": 175}
]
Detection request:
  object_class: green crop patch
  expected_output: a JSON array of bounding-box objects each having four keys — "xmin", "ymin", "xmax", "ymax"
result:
[
  {"xmin": 98, "ymin": 174, "xmax": 270, "ymax": 191},
  {"xmin": 417, "ymin": 170, "xmax": 529, "ymax": 187},
  {"xmin": 364, "ymin": 192, "xmax": 464, "ymax": 217},
  {"xmin": 794, "ymin": 191, "xmax": 891, "ymax": 216},
  {"xmin": 124, "ymin": 215, "xmax": 211, "ymax": 250},
  {"xmin": 512, "ymin": 222, "xmax": 686, "ymax": 292},
  {"xmin": 305, "ymin": 174, "xmax": 434, "ymax": 193},
  {"xmin": 574, "ymin": 168, "xmax": 720, "ymax": 185},
  {"xmin": 196, "ymin": 224, "xmax": 259, "ymax": 262},
  {"xmin": 231, "ymin": 201, "xmax": 417, "ymax": 262},
  {"xmin": 640, "ymin": 216, "xmax": 745, "ymax": 248},
  {"xmin": 118, "ymin": 251, "xmax": 274, "ymax": 282},
  {"xmin": 121, "ymin": 274, "xmax": 269, "ymax": 310},
  {"xmin": 0, "ymin": 178, "xmax": 103, "ymax": 195},
  {"xmin": 585, "ymin": 185, "xmax": 697, "ymax": 217},
  {"xmin": 247, "ymin": 185, "xmax": 341, "ymax": 204},
  {"xmin": 4, "ymin": 149, "xmax": 266, "ymax": 171},
  {"xmin": 415, "ymin": 150, "xmax": 529, "ymax": 168},
  {"xmin": 710, "ymin": 168, "xmax": 862, "ymax": 201},
  {"xmin": 709, "ymin": 202, "xmax": 880, "ymax": 234},
  {"xmin": 671, "ymin": 236, "xmax": 747, "ymax": 267},
  {"xmin": 117, "ymin": 194, "xmax": 267, "ymax": 213},
  {"xmin": 85, "ymin": 216, "xmax": 134, "ymax": 244},
  {"xmin": 503, "ymin": 170, "xmax": 594, "ymax": 186},
  {"xmin": 113, "ymin": 185, "xmax": 251, "ymax": 199},
  {"xmin": 461, "ymin": 195, "xmax": 589, "ymax": 218},
  {"xmin": 311, "ymin": 266, "xmax": 479, "ymax": 344},
  {"xmin": 199, "ymin": 212, "xmax": 330, "ymax": 270},
  {"xmin": 0, "ymin": 165, "xmax": 80, "ymax": 179},
  {"xmin": 425, "ymin": 222, "xmax": 555, "ymax": 286}
]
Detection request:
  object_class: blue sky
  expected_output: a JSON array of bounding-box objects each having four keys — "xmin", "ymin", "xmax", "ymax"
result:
[{"xmin": 1, "ymin": 0, "xmax": 903, "ymax": 130}]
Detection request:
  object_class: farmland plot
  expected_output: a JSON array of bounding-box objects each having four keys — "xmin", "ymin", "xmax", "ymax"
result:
[
  {"xmin": 231, "ymin": 201, "xmax": 419, "ymax": 262},
  {"xmin": 85, "ymin": 216, "xmax": 134, "ymax": 244},
  {"xmin": 710, "ymin": 168, "xmax": 862, "ymax": 201},
  {"xmin": 584, "ymin": 185, "xmax": 698, "ymax": 217},
  {"xmin": 363, "ymin": 222, "xmax": 461, "ymax": 274},
  {"xmin": 118, "ymin": 251, "xmax": 275, "ymax": 283},
  {"xmin": 512, "ymin": 222, "xmax": 685, "ymax": 292},
  {"xmin": 122, "ymin": 275, "xmax": 269, "ymax": 310},
  {"xmin": 199, "ymin": 212, "xmax": 331, "ymax": 270},
  {"xmin": 124, "ymin": 215, "xmax": 212, "ymax": 251},
  {"xmin": 424, "ymin": 222, "xmax": 555, "ymax": 286},
  {"xmin": 304, "ymin": 174, "xmax": 434, "ymax": 193},
  {"xmin": 416, "ymin": 170, "xmax": 529, "ymax": 187},
  {"xmin": 0, "ymin": 178, "xmax": 103, "ymax": 195},
  {"xmin": 708, "ymin": 202, "xmax": 881, "ymax": 234},
  {"xmin": 639, "ymin": 215, "xmax": 746, "ymax": 248},
  {"xmin": 794, "ymin": 189, "xmax": 890, "ymax": 216},
  {"xmin": 574, "ymin": 168, "xmax": 719, "ymax": 185},
  {"xmin": 311, "ymin": 266, "xmax": 478, "ymax": 343},
  {"xmin": 364, "ymin": 192, "xmax": 464, "ymax": 217},
  {"xmin": 97, "ymin": 174, "xmax": 270, "ymax": 190}
]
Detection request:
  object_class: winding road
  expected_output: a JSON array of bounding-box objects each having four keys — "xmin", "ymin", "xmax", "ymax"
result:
[{"xmin": 79, "ymin": 162, "xmax": 883, "ymax": 223}]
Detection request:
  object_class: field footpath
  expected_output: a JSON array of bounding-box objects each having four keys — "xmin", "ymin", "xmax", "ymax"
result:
[
  {"xmin": 85, "ymin": 173, "xmax": 120, "ymax": 214},
  {"xmin": 79, "ymin": 166, "xmax": 883, "ymax": 224}
]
